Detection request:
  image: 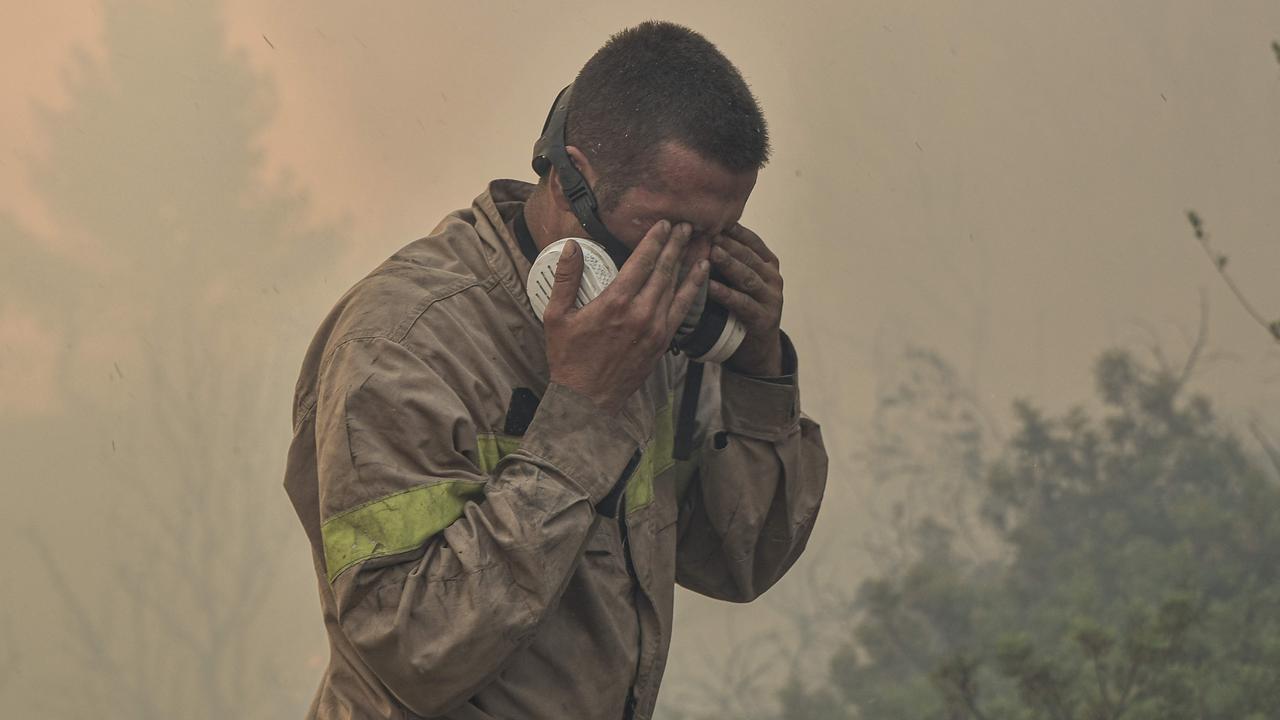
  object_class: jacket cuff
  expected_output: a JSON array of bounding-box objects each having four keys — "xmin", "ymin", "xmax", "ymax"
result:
[
  {"xmin": 720, "ymin": 332, "xmax": 801, "ymax": 440},
  {"xmin": 516, "ymin": 382, "xmax": 645, "ymax": 506},
  {"xmin": 735, "ymin": 329, "xmax": 799, "ymax": 385}
]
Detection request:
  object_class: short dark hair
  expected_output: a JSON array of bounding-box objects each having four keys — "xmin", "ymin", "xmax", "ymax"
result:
[{"xmin": 566, "ymin": 21, "xmax": 770, "ymax": 211}]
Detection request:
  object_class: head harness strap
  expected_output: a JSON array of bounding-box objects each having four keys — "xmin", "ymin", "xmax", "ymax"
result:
[{"xmin": 531, "ymin": 84, "xmax": 633, "ymax": 269}]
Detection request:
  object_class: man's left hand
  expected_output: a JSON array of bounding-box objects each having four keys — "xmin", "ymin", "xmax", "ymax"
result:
[{"xmin": 707, "ymin": 223, "xmax": 785, "ymax": 377}]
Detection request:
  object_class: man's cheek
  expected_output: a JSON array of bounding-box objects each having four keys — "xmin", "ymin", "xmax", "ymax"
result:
[
  {"xmin": 614, "ymin": 215, "xmax": 657, "ymax": 249},
  {"xmin": 627, "ymin": 215, "xmax": 659, "ymax": 233}
]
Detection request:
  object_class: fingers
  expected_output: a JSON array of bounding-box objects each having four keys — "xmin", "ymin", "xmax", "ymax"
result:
[
  {"xmin": 637, "ymin": 222, "xmax": 694, "ymax": 305},
  {"xmin": 708, "ymin": 278, "xmax": 774, "ymax": 329},
  {"xmin": 684, "ymin": 234, "xmax": 714, "ymax": 275},
  {"xmin": 666, "ymin": 259, "xmax": 711, "ymax": 333},
  {"xmin": 714, "ymin": 230, "xmax": 779, "ymax": 277},
  {"xmin": 724, "ymin": 223, "xmax": 779, "ymax": 268},
  {"xmin": 709, "ymin": 242, "xmax": 780, "ymax": 304},
  {"xmin": 544, "ymin": 239, "xmax": 583, "ymax": 321},
  {"xmin": 608, "ymin": 219, "xmax": 672, "ymax": 296},
  {"xmin": 707, "ymin": 226, "xmax": 784, "ymax": 333}
]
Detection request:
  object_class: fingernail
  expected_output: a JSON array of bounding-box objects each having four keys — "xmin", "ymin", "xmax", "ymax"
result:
[
  {"xmin": 699, "ymin": 259, "xmax": 710, "ymax": 272},
  {"xmin": 563, "ymin": 240, "xmax": 577, "ymax": 257}
]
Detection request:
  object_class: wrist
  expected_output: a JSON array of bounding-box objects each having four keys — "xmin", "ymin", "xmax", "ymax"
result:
[
  {"xmin": 723, "ymin": 330, "xmax": 783, "ymax": 377},
  {"xmin": 549, "ymin": 373, "xmax": 623, "ymax": 416}
]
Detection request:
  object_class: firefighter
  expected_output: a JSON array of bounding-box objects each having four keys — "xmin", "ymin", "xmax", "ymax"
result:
[{"xmin": 284, "ymin": 20, "xmax": 828, "ymax": 719}]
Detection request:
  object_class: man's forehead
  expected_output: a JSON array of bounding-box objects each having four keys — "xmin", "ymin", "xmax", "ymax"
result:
[
  {"xmin": 629, "ymin": 141, "xmax": 756, "ymax": 229},
  {"xmin": 648, "ymin": 141, "xmax": 749, "ymax": 188}
]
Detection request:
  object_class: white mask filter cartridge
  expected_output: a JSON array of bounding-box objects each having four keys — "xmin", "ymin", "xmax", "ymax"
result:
[
  {"xmin": 526, "ymin": 237, "xmax": 618, "ymax": 319},
  {"xmin": 525, "ymin": 236, "xmax": 746, "ymax": 365}
]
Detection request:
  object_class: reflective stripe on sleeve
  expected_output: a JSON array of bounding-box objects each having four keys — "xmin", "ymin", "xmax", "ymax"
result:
[
  {"xmin": 476, "ymin": 400, "xmax": 679, "ymax": 517},
  {"xmin": 322, "ymin": 480, "xmax": 486, "ymax": 583},
  {"xmin": 322, "ymin": 399, "xmax": 692, "ymax": 582}
]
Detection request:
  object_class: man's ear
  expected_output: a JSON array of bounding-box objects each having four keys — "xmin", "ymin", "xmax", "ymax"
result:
[
  {"xmin": 548, "ymin": 145, "xmax": 601, "ymax": 214},
  {"xmin": 563, "ymin": 145, "xmax": 599, "ymax": 186},
  {"xmin": 547, "ymin": 165, "xmax": 573, "ymax": 213}
]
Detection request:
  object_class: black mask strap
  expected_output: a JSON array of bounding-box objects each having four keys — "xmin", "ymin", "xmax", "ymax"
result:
[
  {"xmin": 672, "ymin": 360, "xmax": 705, "ymax": 461},
  {"xmin": 531, "ymin": 84, "xmax": 633, "ymax": 269},
  {"xmin": 514, "ymin": 207, "xmax": 539, "ymax": 265}
]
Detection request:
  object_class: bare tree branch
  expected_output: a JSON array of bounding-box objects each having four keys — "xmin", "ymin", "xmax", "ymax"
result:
[{"xmin": 1186, "ymin": 211, "xmax": 1280, "ymax": 343}]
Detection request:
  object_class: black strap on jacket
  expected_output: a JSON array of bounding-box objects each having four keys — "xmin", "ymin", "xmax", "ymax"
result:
[
  {"xmin": 672, "ymin": 361, "xmax": 704, "ymax": 462},
  {"xmin": 514, "ymin": 206, "xmax": 539, "ymax": 265}
]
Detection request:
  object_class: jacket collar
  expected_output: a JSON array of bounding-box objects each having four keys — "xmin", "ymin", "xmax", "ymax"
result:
[{"xmin": 471, "ymin": 178, "xmax": 538, "ymax": 315}]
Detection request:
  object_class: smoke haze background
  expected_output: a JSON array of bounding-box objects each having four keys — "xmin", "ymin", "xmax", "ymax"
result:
[{"xmin": 2, "ymin": 1, "xmax": 1279, "ymax": 716}]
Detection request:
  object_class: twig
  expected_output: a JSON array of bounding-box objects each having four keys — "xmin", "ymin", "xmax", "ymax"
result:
[{"xmin": 1186, "ymin": 211, "xmax": 1280, "ymax": 343}]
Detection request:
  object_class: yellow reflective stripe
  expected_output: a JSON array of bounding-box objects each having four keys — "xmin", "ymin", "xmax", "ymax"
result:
[
  {"xmin": 475, "ymin": 399, "xmax": 679, "ymax": 515},
  {"xmin": 624, "ymin": 401, "xmax": 676, "ymax": 512},
  {"xmin": 321, "ymin": 480, "xmax": 486, "ymax": 583},
  {"xmin": 476, "ymin": 434, "xmax": 522, "ymax": 471},
  {"xmin": 323, "ymin": 398, "xmax": 695, "ymax": 583}
]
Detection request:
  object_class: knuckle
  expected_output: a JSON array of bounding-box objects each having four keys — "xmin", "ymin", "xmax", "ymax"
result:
[
  {"xmin": 602, "ymin": 293, "xmax": 625, "ymax": 312},
  {"xmin": 625, "ymin": 306, "xmax": 650, "ymax": 328},
  {"xmin": 600, "ymin": 287, "xmax": 627, "ymax": 307},
  {"xmin": 607, "ymin": 311, "xmax": 631, "ymax": 331}
]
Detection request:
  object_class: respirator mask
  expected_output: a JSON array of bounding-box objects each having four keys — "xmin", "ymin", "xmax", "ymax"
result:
[{"xmin": 523, "ymin": 83, "xmax": 747, "ymax": 365}]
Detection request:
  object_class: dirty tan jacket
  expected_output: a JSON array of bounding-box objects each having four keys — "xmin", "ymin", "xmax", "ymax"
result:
[{"xmin": 284, "ymin": 180, "xmax": 828, "ymax": 720}]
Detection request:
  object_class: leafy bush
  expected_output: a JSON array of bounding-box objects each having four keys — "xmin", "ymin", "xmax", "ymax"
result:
[{"xmin": 788, "ymin": 349, "xmax": 1280, "ymax": 719}]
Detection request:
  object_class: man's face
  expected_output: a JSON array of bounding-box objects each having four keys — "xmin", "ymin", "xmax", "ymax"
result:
[{"xmin": 597, "ymin": 141, "xmax": 758, "ymax": 258}]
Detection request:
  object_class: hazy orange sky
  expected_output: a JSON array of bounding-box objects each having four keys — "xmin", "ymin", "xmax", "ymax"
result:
[{"xmin": 5, "ymin": 1, "xmax": 1279, "ymax": 424}]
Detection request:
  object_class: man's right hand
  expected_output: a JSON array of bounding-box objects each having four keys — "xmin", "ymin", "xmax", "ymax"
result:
[{"xmin": 543, "ymin": 220, "xmax": 710, "ymax": 415}]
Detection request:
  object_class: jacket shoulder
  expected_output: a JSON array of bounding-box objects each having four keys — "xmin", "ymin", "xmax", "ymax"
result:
[{"xmin": 291, "ymin": 217, "xmax": 503, "ymax": 427}]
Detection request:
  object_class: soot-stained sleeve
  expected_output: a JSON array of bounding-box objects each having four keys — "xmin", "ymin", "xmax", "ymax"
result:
[
  {"xmin": 313, "ymin": 334, "xmax": 643, "ymax": 717},
  {"xmin": 673, "ymin": 331, "xmax": 829, "ymax": 602}
]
